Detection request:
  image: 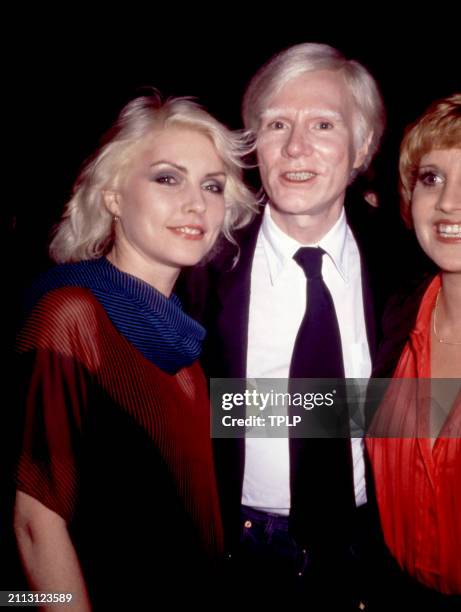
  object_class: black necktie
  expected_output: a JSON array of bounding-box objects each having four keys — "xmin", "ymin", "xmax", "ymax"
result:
[
  {"xmin": 288, "ymin": 247, "xmax": 354, "ymax": 547},
  {"xmin": 289, "ymin": 247, "xmax": 344, "ymax": 379}
]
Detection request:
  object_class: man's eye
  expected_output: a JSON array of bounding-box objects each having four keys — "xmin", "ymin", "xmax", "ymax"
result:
[
  {"xmin": 268, "ymin": 120, "xmax": 286, "ymax": 130},
  {"xmin": 316, "ymin": 121, "xmax": 333, "ymax": 130},
  {"xmin": 418, "ymin": 170, "xmax": 443, "ymax": 187}
]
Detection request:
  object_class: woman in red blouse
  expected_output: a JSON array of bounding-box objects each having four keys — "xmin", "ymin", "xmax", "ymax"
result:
[{"xmin": 367, "ymin": 94, "xmax": 461, "ymax": 607}]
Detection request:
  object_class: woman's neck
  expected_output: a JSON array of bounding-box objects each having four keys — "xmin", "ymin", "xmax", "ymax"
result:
[{"xmin": 439, "ymin": 272, "xmax": 461, "ymax": 329}]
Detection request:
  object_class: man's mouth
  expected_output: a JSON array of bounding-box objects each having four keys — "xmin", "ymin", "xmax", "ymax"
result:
[{"xmin": 283, "ymin": 171, "xmax": 317, "ymax": 182}]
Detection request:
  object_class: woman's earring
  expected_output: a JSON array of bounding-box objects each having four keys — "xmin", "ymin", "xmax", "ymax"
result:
[
  {"xmin": 113, "ymin": 215, "xmax": 119, "ymax": 222},
  {"xmin": 256, "ymin": 187, "xmax": 268, "ymax": 205}
]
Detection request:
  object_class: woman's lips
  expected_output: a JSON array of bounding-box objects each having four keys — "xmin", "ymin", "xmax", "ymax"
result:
[
  {"xmin": 168, "ymin": 225, "xmax": 205, "ymax": 240},
  {"xmin": 434, "ymin": 222, "xmax": 461, "ymax": 242}
]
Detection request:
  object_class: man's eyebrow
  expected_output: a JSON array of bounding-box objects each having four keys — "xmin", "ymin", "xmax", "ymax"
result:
[
  {"xmin": 310, "ymin": 109, "xmax": 345, "ymax": 120},
  {"xmin": 261, "ymin": 107, "xmax": 295, "ymax": 119},
  {"xmin": 261, "ymin": 107, "xmax": 345, "ymax": 120}
]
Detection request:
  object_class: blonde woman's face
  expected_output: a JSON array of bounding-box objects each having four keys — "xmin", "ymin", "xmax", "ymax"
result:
[
  {"xmin": 411, "ymin": 148, "xmax": 461, "ymax": 273},
  {"xmin": 105, "ymin": 126, "xmax": 227, "ymax": 287}
]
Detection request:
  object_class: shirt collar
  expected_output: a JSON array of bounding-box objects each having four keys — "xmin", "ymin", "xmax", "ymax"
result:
[{"xmin": 260, "ymin": 204, "xmax": 349, "ymax": 284}]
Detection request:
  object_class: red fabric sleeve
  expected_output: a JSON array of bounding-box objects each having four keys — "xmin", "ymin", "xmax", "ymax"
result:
[{"xmin": 15, "ymin": 288, "xmax": 99, "ymax": 522}]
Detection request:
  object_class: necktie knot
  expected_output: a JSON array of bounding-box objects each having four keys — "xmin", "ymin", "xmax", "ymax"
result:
[{"xmin": 293, "ymin": 247, "xmax": 325, "ymax": 280}]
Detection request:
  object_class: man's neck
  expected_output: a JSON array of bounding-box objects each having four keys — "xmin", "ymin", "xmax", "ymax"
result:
[{"xmin": 268, "ymin": 204, "xmax": 344, "ymax": 245}]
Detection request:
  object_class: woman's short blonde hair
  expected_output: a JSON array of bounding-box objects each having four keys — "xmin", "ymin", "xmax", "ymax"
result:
[
  {"xmin": 399, "ymin": 93, "xmax": 461, "ymax": 228},
  {"xmin": 50, "ymin": 94, "xmax": 258, "ymax": 263}
]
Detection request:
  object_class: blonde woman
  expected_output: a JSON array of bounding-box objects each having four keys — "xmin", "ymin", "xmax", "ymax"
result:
[{"xmin": 14, "ymin": 94, "xmax": 257, "ymax": 610}]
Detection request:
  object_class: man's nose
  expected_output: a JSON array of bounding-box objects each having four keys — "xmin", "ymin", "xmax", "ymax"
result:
[{"xmin": 282, "ymin": 125, "xmax": 314, "ymax": 158}]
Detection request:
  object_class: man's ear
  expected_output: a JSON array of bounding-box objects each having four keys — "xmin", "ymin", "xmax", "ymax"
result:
[
  {"xmin": 353, "ymin": 131, "xmax": 373, "ymax": 170},
  {"xmin": 102, "ymin": 190, "xmax": 122, "ymax": 216}
]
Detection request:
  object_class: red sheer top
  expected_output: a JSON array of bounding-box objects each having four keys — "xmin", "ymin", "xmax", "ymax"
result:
[
  {"xmin": 366, "ymin": 275, "xmax": 461, "ymax": 594},
  {"xmin": 15, "ymin": 287, "xmax": 223, "ymax": 605}
]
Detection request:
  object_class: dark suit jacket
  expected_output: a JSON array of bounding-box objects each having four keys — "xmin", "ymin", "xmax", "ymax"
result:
[{"xmin": 178, "ymin": 199, "xmax": 395, "ymax": 556}]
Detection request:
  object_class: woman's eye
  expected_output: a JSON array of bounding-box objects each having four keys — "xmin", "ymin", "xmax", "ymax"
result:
[
  {"xmin": 154, "ymin": 174, "xmax": 178, "ymax": 185},
  {"xmin": 418, "ymin": 170, "xmax": 443, "ymax": 187},
  {"xmin": 203, "ymin": 182, "xmax": 224, "ymax": 194}
]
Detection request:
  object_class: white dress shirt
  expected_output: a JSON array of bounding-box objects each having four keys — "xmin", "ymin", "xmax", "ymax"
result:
[{"xmin": 242, "ymin": 205, "xmax": 371, "ymax": 514}]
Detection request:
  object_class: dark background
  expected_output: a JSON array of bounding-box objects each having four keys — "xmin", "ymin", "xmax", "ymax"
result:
[
  {"xmin": 5, "ymin": 18, "xmax": 459, "ymax": 446},
  {"xmin": 7, "ymin": 27, "xmax": 460, "ymax": 289}
]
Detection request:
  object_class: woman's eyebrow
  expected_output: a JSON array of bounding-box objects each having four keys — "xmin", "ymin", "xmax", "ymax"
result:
[{"xmin": 149, "ymin": 161, "xmax": 187, "ymax": 172}]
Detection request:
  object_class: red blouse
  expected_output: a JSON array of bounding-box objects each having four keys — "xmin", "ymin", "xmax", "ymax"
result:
[{"xmin": 366, "ymin": 275, "xmax": 461, "ymax": 595}]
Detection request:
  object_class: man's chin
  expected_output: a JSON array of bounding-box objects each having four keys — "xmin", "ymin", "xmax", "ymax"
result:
[{"xmin": 268, "ymin": 199, "xmax": 322, "ymax": 217}]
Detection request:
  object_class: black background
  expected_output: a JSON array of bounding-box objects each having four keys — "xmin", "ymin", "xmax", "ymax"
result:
[{"xmin": 7, "ymin": 24, "xmax": 460, "ymax": 287}]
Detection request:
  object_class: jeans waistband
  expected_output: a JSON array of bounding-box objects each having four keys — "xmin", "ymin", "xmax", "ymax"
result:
[{"xmin": 241, "ymin": 505, "xmax": 290, "ymax": 528}]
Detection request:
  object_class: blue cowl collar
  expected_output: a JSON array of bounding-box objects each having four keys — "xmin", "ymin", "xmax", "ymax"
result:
[{"xmin": 25, "ymin": 258, "xmax": 205, "ymax": 374}]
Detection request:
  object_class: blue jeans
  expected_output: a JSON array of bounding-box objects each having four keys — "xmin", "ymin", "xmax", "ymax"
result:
[
  {"xmin": 239, "ymin": 506, "xmax": 308, "ymax": 586},
  {"xmin": 226, "ymin": 505, "xmax": 365, "ymax": 607},
  {"xmin": 230, "ymin": 506, "xmax": 310, "ymax": 600}
]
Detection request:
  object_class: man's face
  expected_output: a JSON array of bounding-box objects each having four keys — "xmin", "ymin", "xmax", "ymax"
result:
[{"xmin": 257, "ymin": 69, "xmax": 369, "ymax": 241}]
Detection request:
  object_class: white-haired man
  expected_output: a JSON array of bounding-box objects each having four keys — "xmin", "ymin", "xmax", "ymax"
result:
[{"xmin": 182, "ymin": 42, "xmax": 389, "ymax": 606}]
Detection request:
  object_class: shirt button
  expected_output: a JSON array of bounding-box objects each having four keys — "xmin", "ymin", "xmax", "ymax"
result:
[{"xmin": 244, "ymin": 520, "xmax": 252, "ymax": 528}]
